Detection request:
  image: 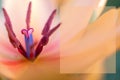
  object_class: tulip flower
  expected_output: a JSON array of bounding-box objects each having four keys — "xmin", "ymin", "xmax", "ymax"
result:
[{"xmin": 0, "ymin": 0, "xmax": 119, "ymax": 80}]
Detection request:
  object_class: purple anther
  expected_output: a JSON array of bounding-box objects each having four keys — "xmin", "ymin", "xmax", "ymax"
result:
[
  {"xmin": 5, "ymin": 22, "xmax": 20, "ymax": 48},
  {"xmin": 2, "ymin": 8, "xmax": 13, "ymax": 31},
  {"xmin": 26, "ymin": 2, "xmax": 32, "ymax": 29},
  {"xmin": 48, "ymin": 23, "xmax": 61, "ymax": 37},
  {"xmin": 35, "ymin": 10, "xmax": 61, "ymax": 58},
  {"xmin": 3, "ymin": 8, "xmax": 20, "ymax": 47},
  {"xmin": 2, "ymin": 8, "xmax": 27, "ymax": 58},
  {"xmin": 42, "ymin": 9, "xmax": 57, "ymax": 35}
]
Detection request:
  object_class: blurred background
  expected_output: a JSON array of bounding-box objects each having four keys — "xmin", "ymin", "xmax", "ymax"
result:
[
  {"xmin": 104, "ymin": 0, "xmax": 120, "ymax": 80},
  {"xmin": 0, "ymin": 0, "xmax": 120, "ymax": 80}
]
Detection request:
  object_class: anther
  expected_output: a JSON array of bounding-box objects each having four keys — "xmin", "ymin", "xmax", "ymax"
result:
[
  {"xmin": 35, "ymin": 9, "xmax": 61, "ymax": 58},
  {"xmin": 2, "ymin": 8, "xmax": 27, "ymax": 58}
]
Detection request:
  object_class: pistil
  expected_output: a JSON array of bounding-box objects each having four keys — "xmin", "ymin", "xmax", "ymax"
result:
[{"xmin": 21, "ymin": 28, "xmax": 34, "ymax": 59}]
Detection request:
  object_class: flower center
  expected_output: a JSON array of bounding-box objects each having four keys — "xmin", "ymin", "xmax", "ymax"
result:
[{"xmin": 2, "ymin": 2, "xmax": 61, "ymax": 61}]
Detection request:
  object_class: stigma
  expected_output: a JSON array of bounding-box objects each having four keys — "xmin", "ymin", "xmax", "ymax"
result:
[{"xmin": 2, "ymin": 2, "xmax": 61, "ymax": 61}]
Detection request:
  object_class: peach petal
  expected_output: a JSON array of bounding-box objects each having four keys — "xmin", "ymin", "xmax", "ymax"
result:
[
  {"xmin": 0, "ymin": 59, "xmax": 29, "ymax": 79},
  {"xmin": 117, "ymin": 8, "xmax": 120, "ymax": 49},
  {"xmin": 60, "ymin": 9, "xmax": 118, "ymax": 73},
  {"xmin": 59, "ymin": 0, "xmax": 106, "ymax": 44},
  {"xmin": 0, "ymin": 51, "xmax": 60, "ymax": 79}
]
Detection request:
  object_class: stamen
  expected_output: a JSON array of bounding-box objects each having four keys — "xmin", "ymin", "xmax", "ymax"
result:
[
  {"xmin": 2, "ymin": 8, "xmax": 27, "ymax": 58},
  {"xmin": 26, "ymin": 2, "xmax": 31, "ymax": 29},
  {"xmin": 48, "ymin": 23, "xmax": 61, "ymax": 37},
  {"xmin": 35, "ymin": 10, "xmax": 61, "ymax": 58},
  {"xmin": 42, "ymin": 9, "xmax": 57, "ymax": 35},
  {"xmin": 2, "ymin": 8, "xmax": 13, "ymax": 31},
  {"xmin": 35, "ymin": 36, "xmax": 48, "ymax": 58},
  {"xmin": 3, "ymin": 8, "xmax": 20, "ymax": 48},
  {"xmin": 41, "ymin": 36, "xmax": 49, "ymax": 46},
  {"xmin": 35, "ymin": 45, "xmax": 43, "ymax": 58},
  {"xmin": 5, "ymin": 23, "xmax": 20, "ymax": 48},
  {"xmin": 17, "ymin": 44, "xmax": 27, "ymax": 58}
]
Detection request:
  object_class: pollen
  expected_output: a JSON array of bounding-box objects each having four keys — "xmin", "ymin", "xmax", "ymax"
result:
[{"xmin": 2, "ymin": 2, "xmax": 61, "ymax": 61}]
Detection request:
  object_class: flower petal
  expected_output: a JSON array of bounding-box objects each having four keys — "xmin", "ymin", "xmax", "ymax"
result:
[
  {"xmin": 60, "ymin": 9, "xmax": 118, "ymax": 73},
  {"xmin": 0, "ymin": 50, "xmax": 60, "ymax": 79},
  {"xmin": 0, "ymin": 60, "xmax": 29, "ymax": 79},
  {"xmin": 117, "ymin": 8, "xmax": 120, "ymax": 49},
  {"xmin": 59, "ymin": 0, "xmax": 107, "ymax": 44}
]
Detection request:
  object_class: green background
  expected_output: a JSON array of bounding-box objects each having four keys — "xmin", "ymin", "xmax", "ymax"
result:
[
  {"xmin": 106, "ymin": 0, "xmax": 120, "ymax": 8},
  {"xmin": 105, "ymin": 0, "xmax": 120, "ymax": 80}
]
